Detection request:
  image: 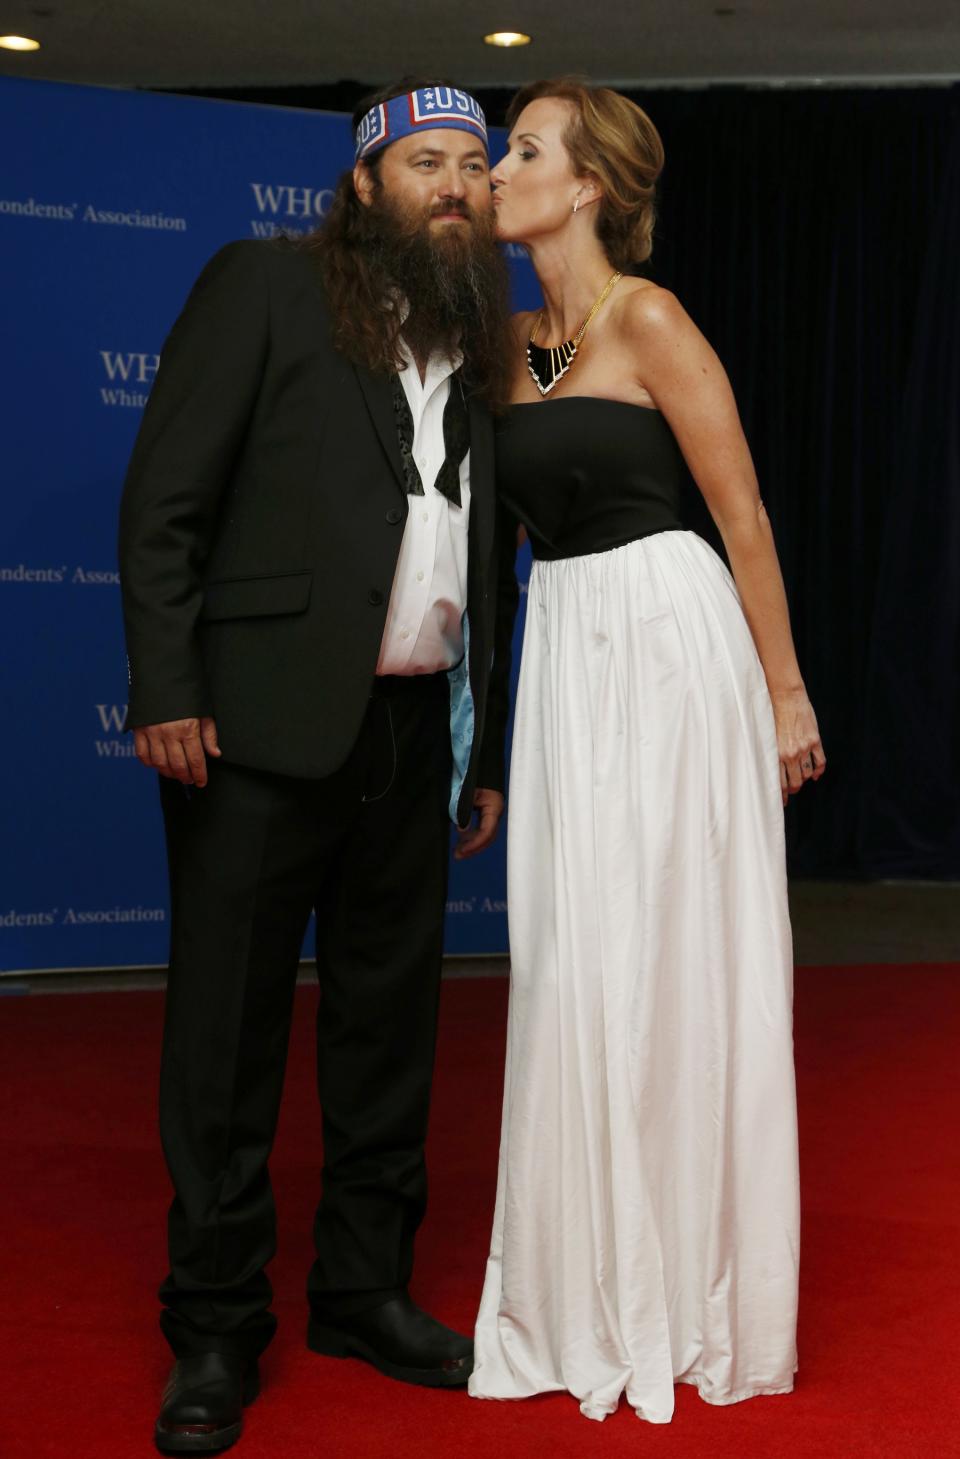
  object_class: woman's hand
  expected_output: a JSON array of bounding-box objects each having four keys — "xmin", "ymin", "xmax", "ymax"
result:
[{"xmin": 769, "ymin": 688, "xmax": 826, "ymax": 806}]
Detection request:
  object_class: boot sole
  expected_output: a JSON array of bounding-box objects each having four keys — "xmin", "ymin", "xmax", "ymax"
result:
[
  {"xmin": 154, "ymin": 1370, "xmax": 260, "ymax": 1453},
  {"xmin": 306, "ymin": 1318, "xmax": 472, "ymax": 1389}
]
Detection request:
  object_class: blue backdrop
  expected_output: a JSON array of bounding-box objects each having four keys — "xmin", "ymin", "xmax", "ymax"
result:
[{"xmin": 0, "ymin": 76, "xmax": 537, "ymax": 973}]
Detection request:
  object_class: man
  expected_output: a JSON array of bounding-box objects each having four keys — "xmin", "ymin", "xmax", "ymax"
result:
[{"xmin": 119, "ymin": 79, "xmax": 515, "ymax": 1454}]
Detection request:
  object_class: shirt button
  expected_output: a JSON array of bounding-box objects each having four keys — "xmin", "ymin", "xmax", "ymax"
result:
[
  {"xmin": 422, "ymin": 512, "xmax": 429, "ymax": 523},
  {"xmin": 367, "ymin": 589, "xmax": 384, "ymax": 606},
  {"xmin": 416, "ymin": 570, "xmax": 425, "ymax": 582},
  {"xmin": 400, "ymin": 629, "xmax": 410, "ymax": 640},
  {"xmin": 386, "ymin": 507, "xmax": 403, "ymax": 525}
]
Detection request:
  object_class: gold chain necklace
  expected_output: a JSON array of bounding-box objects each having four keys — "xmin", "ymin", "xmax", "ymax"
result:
[{"xmin": 526, "ymin": 271, "xmax": 623, "ymax": 397}]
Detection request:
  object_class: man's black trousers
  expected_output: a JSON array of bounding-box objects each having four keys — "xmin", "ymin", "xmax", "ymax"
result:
[{"xmin": 156, "ymin": 673, "xmax": 453, "ymax": 1360}]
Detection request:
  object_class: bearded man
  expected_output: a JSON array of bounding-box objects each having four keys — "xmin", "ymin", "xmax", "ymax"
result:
[{"xmin": 118, "ymin": 79, "xmax": 514, "ymax": 1454}]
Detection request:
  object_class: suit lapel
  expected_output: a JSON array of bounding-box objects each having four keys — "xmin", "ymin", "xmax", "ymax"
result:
[
  {"xmin": 467, "ymin": 396, "xmax": 495, "ymax": 567},
  {"xmin": 352, "ymin": 361, "xmax": 495, "ymax": 541},
  {"xmin": 352, "ymin": 363, "xmax": 406, "ymax": 498}
]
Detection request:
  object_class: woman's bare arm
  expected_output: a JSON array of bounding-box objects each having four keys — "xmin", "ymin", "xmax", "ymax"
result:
[{"xmin": 622, "ymin": 288, "xmax": 825, "ymax": 800}]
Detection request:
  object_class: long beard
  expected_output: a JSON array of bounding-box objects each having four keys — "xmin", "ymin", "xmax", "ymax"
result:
[
  {"xmin": 363, "ymin": 191, "xmax": 509, "ymax": 368},
  {"xmin": 309, "ymin": 170, "xmax": 514, "ymax": 408}
]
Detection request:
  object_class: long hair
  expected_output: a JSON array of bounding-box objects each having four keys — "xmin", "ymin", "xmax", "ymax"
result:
[{"xmin": 302, "ymin": 79, "xmax": 512, "ymax": 410}]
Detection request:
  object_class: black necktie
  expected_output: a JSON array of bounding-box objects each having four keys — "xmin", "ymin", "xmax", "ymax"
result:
[{"xmin": 392, "ymin": 369, "xmax": 468, "ymax": 509}]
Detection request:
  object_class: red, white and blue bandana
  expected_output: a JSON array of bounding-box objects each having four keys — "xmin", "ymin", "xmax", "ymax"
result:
[{"xmin": 355, "ymin": 86, "xmax": 488, "ymax": 162}]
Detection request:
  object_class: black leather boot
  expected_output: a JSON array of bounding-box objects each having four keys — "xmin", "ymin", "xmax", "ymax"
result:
[
  {"xmin": 307, "ymin": 1292, "xmax": 473, "ymax": 1388},
  {"xmin": 155, "ymin": 1353, "xmax": 259, "ymax": 1453}
]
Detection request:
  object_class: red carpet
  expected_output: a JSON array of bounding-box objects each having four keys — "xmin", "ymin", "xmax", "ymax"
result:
[{"xmin": 2, "ymin": 966, "xmax": 959, "ymax": 1458}]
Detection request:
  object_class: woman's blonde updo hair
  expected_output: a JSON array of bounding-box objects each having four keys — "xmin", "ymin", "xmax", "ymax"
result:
[{"xmin": 505, "ymin": 78, "xmax": 665, "ymax": 267}]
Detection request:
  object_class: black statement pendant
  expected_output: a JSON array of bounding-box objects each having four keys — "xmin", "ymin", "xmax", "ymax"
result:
[{"xmin": 527, "ymin": 338, "xmax": 578, "ymax": 397}]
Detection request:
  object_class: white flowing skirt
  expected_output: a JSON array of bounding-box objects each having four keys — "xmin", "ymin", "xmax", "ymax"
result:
[{"xmin": 470, "ymin": 530, "xmax": 800, "ymax": 1424}]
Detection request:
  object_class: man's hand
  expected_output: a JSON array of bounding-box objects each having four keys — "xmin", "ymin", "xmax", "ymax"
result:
[
  {"xmin": 133, "ymin": 716, "xmax": 221, "ymax": 787},
  {"xmin": 454, "ymin": 788, "xmax": 505, "ymax": 860}
]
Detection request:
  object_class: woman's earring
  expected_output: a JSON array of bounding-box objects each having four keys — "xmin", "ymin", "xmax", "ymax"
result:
[{"xmin": 573, "ymin": 194, "xmax": 581, "ymax": 214}]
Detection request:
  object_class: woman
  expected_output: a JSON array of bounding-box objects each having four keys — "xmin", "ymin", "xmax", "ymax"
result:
[{"xmin": 469, "ymin": 79, "xmax": 825, "ymax": 1425}]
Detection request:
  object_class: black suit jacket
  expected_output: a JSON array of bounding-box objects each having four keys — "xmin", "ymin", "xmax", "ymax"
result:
[{"xmin": 118, "ymin": 239, "xmax": 517, "ymax": 826}]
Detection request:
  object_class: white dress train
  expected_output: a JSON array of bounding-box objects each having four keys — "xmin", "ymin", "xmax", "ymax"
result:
[{"xmin": 469, "ymin": 529, "xmax": 800, "ymax": 1423}]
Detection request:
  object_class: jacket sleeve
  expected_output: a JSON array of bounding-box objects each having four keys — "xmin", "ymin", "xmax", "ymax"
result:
[
  {"xmin": 476, "ymin": 503, "xmax": 521, "ymax": 794},
  {"xmin": 118, "ymin": 241, "xmax": 269, "ymax": 728}
]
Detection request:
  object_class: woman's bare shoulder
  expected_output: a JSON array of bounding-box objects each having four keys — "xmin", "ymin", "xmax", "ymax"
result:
[{"xmin": 615, "ymin": 279, "xmax": 689, "ymax": 338}]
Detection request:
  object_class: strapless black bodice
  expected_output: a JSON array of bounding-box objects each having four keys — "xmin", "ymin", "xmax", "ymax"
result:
[{"xmin": 495, "ymin": 398, "xmax": 686, "ymax": 560}]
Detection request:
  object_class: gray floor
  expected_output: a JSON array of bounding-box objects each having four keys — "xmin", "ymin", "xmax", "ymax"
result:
[
  {"xmin": 3, "ymin": 881, "xmax": 957, "ymax": 996},
  {"xmin": 788, "ymin": 879, "xmax": 959, "ymax": 966}
]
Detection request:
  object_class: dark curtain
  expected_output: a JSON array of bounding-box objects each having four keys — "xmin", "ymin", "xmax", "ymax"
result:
[
  {"xmin": 178, "ymin": 80, "xmax": 960, "ymax": 878},
  {"xmin": 620, "ymin": 85, "xmax": 960, "ymax": 877}
]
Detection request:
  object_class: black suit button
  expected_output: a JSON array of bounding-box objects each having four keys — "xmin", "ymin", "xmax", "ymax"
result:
[
  {"xmin": 385, "ymin": 507, "xmax": 403, "ymax": 525},
  {"xmin": 368, "ymin": 588, "xmax": 384, "ymax": 606}
]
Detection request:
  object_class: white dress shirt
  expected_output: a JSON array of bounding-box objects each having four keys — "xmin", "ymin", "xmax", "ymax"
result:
[{"xmin": 377, "ymin": 340, "xmax": 471, "ymax": 675}]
